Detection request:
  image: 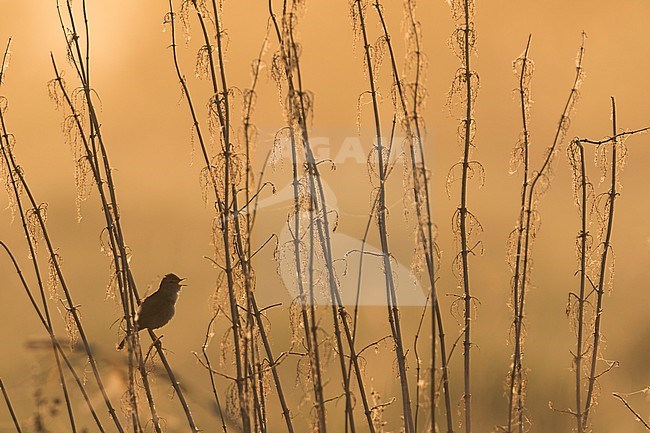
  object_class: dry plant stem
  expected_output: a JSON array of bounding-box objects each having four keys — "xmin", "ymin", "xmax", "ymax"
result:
[
  {"xmin": 578, "ymin": 127, "xmax": 650, "ymax": 145},
  {"xmin": 195, "ymin": 4, "xmax": 247, "ymax": 432},
  {"xmin": 168, "ymin": 3, "xmax": 294, "ymax": 432},
  {"xmin": 134, "ymin": 347, "xmax": 163, "ymax": 433},
  {"xmin": 0, "ymin": 241, "xmax": 107, "ymax": 433},
  {"xmin": 243, "ymin": 22, "xmax": 267, "ymax": 239},
  {"xmin": 306, "ymin": 190, "xmax": 329, "ymax": 433},
  {"xmin": 189, "ymin": 2, "xmax": 250, "ymax": 429},
  {"xmin": 403, "ymin": 1, "xmax": 452, "ymax": 431},
  {"xmin": 571, "ymin": 119, "xmax": 650, "ymax": 427},
  {"xmin": 214, "ymin": 47, "xmax": 252, "ymax": 433},
  {"xmin": 50, "ymin": 55, "xmax": 173, "ymax": 433},
  {"xmin": 458, "ymin": 1, "xmax": 475, "ymax": 429},
  {"xmin": 507, "ymin": 34, "xmax": 585, "ymax": 433},
  {"xmin": 506, "ymin": 35, "xmax": 531, "ymax": 433},
  {"xmin": 354, "ymin": 2, "xmax": 414, "ymax": 431},
  {"xmin": 372, "ymin": 3, "xmax": 454, "ymax": 431},
  {"xmin": 288, "ymin": 21, "xmax": 357, "ymax": 431},
  {"xmin": 61, "ymin": 6, "xmax": 191, "ymax": 431},
  {"xmin": 573, "ymin": 139, "xmax": 588, "ymax": 433},
  {"xmin": 55, "ymin": 4, "xmax": 199, "ymax": 430},
  {"xmin": 0, "ymin": 38, "xmax": 10, "ymax": 84},
  {"xmin": 346, "ymin": 116, "xmax": 398, "ymax": 433},
  {"xmin": 169, "ymin": 2, "xmax": 244, "ymax": 427},
  {"xmin": 612, "ymin": 393, "xmax": 650, "ymax": 430},
  {"xmin": 1, "ymin": 185, "xmax": 78, "ymax": 433},
  {"xmin": 0, "ymin": 378, "xmax": 23, "ymax": 433},
  {"xmin": 250, "ymin": 151, "xmax": 273, "ymax": 229},
  {"xmin": 432, "ymin": 297, "xmax": 452, "ymax": 432},
  {"xmin": 350, "ymin": 115, "xmax": 397, "ymax": 344},
  {"xmin": 253, "ymin": 356, "xmax": 266, "ymax": 433},
  {"xmin": 230, "ymin": 184, "xmax": 281, "ymax": 433},
  {"xmin": 201, "ymin": 316, "xmax": 229, "ymax": 433},
  {"xmin": 269, "ymin": 2, "xmax": 376, "ymax": 432},
  {"xmin": 230, "ymin": 208, "xmax": 295, "ymax": 432},
  {"xmin": 280, "ymin": 4, "xmax": 377, "ymax": 432},
  {"xmin": 56, "ymin": 2, "xmax": 146, "ymax": 428},
  {"xmin": 243, "ymin": 292, "xmax": 295, "ymax": 433},
  {"xmin": 145, "ymin": 327, "xmax": 199, "ymax": 429},
  {"xmin": 62, "ymin": 0, "xmax": 135, "ymax": 371},
  {"xmin": 582, "ymin": 97, "xmax": 618, "ymax": 430},
  {"xmin": 0, "ymin": 89, "xmax": 79, "ymax": 433},
  {"xmin": 290, "ymin": 129, "xmax": 328, "ymax": 431},
  {"xmin": 273, "ymin": 21, "xmax": 326, "ymax": 429},
  {"xmin": 413, "ymin": 293, "xmax": 430, "ymax": 432},
  {"xmin": 235, "ymin": 33, "xmax": 274, "ymax": 433},
  {"xmin": 242, "ymin": 36, "xmax": 270, "ymax": 433},
  {"xmin": 50, "ymin": 54, "xmax": 143, "ymax": 432},
  {"xmin": 1, "ymin": 84, "xmax": 119, "ymax": 433},
  {"xmin": 256, "ymin": 356, "xmax": 267, "ymax": 433}
]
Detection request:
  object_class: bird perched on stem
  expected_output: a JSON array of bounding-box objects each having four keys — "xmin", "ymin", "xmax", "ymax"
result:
[{"xmin": 117, "ymin": 273, "xmax": 186, "ymax": 350}]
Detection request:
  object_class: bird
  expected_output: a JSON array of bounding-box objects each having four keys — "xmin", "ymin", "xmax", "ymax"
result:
[{"xmin": 117, "ymin": 273, "xmax": 186, "ymax": 350}]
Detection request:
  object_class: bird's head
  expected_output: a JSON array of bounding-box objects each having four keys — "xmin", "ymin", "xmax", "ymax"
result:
[{"xmin": 160, "ymin": 273, "xmax": 187, "ymax": 292}]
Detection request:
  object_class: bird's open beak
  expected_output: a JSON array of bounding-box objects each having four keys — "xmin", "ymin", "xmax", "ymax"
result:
[{"xmin": 179, "ymin": 278, "xmax": 188, "ymax": 287}]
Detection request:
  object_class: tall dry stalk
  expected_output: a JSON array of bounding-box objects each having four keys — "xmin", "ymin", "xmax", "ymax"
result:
[
  {"xmin": 581, "ymin": 97, "xmax": 619, "ymax": 432},
  {"xmin": 400, "ymin": 0, "xmax": 457, "ymax": 425},
  {"xmin": 567, "ymin": 136, "xmax": 591, "ymax": 433},
  {"xmin": 1, "ymin": 41, "xmax": 79, "ymax": 433},
  {"xmin": 166, "ymin": 1, "xmax": 295, "ymax": 431},
  {"xmin": 269, "ymin": 1, "xmax": 378, "ymax": 431},
  {"xmin": 505, "ymin": 35, "xmax": 533, "ymax": 433},
  {"xmin": 350, "ymin": 1, "xmax": 415, "ymax": 431},
  {"xmin": 1, "ymin": 37, "xmax": 125, "ymax": 433},
  {"xmin": 447, "ymin": 0, "xmax": 480, "ymax": 429},
  {"xmin": 269, "ymin": 1, "xmax": 358, "ymax": 428},
  {"xmin": 50, "ymin": 2, "xmax": 198, "ymax": 431},
  {"xmin": 0, "ymin": 378, "xmax": 23, "ymax": 433},
  {"xmin": 505, "ymin": 33, "xmax": 585, "ymax": 433},
  {"xmin": 375, "ymin": 1, "xmax": 455, "ymax": 431},
  {"xmin": 567, "ymin": 99, "xmax": 648, "ymax": 432}
]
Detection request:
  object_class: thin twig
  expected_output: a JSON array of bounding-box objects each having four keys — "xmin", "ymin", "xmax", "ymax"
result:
[
  {"xmin": 612, "ymin": 393, "xmax": 650, "ymax": 430},
  {"xmin": 0, "ymin": 378, "xmax": 23, "ymax": 433}
]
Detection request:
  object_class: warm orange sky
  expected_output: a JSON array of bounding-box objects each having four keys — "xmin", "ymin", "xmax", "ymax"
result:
[{"xmin": 1, "ymin": 1, "xmax": 650, "ymax": 432}]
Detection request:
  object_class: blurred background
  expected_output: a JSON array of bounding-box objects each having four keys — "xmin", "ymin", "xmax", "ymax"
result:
[{"xmin": 1, "ymin": 0, "xmax": 649, "ymax": 432}]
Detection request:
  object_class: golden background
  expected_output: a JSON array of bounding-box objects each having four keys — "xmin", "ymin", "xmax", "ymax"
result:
[{"xmin": 1, "ymin": 1, "xmax": 649, "ymax": 432}]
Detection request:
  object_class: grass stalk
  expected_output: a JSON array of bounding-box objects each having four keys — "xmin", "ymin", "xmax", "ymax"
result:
[
  {"xmin": 1, "ymin": 53, "xmax": 123, "ymax": 433},
  {"xmin": 0, "ymin": 378, "xmax": 23, "ymax": 433},
  {"xmin": 0, "ymin": 241, "xmax": 112, "ymax": 431},
  {"xmin": 54, "ymin": 3, "xmax": 199, "ymax": 430},
  {"xmin": 373, "ymin": 1, "xmax": 455, "ymax": 431},
  {"xmin": 352, "ymin": 1, "xmax": 414, "ymax": 431},
  {"xmin": 167, "ymin": 2, "xmax": 295, "ymax": 431},
  {"xmin": 505, "ymin": 35, "xmax": 532, "ymax": 433},
  {"xmin": 458, "ymin": 1, "xmax": 476, "ymax": 428},
  {"xmin": 506, "ymin": 33, "xmax": 585, "ymax": 433},
  {"xmin": 269, "ymin": 1, "xmax": 377, "ymax": 431},
  {"xmin": 447, "ymin": 0, "xmax": 483, "ymax": 433},
  {"xmin": 0, "ymin": 51, "xmax": 79, "ymax": 433},
  {"xmin": 581, "ymin": 97, "xmax": 617, "ymax": 430},
  {"xmin": 568, "ymin": 137, "xmax": 589, "ymax": 433},
  {"xmin": 569, "ymin": 100, "xmax": 648, "ymax": 430}
]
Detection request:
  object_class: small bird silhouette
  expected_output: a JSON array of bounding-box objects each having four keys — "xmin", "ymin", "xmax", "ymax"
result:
[{"xmin": 117, "ymin": 273, "xmax": 186, "ymax": 350}]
